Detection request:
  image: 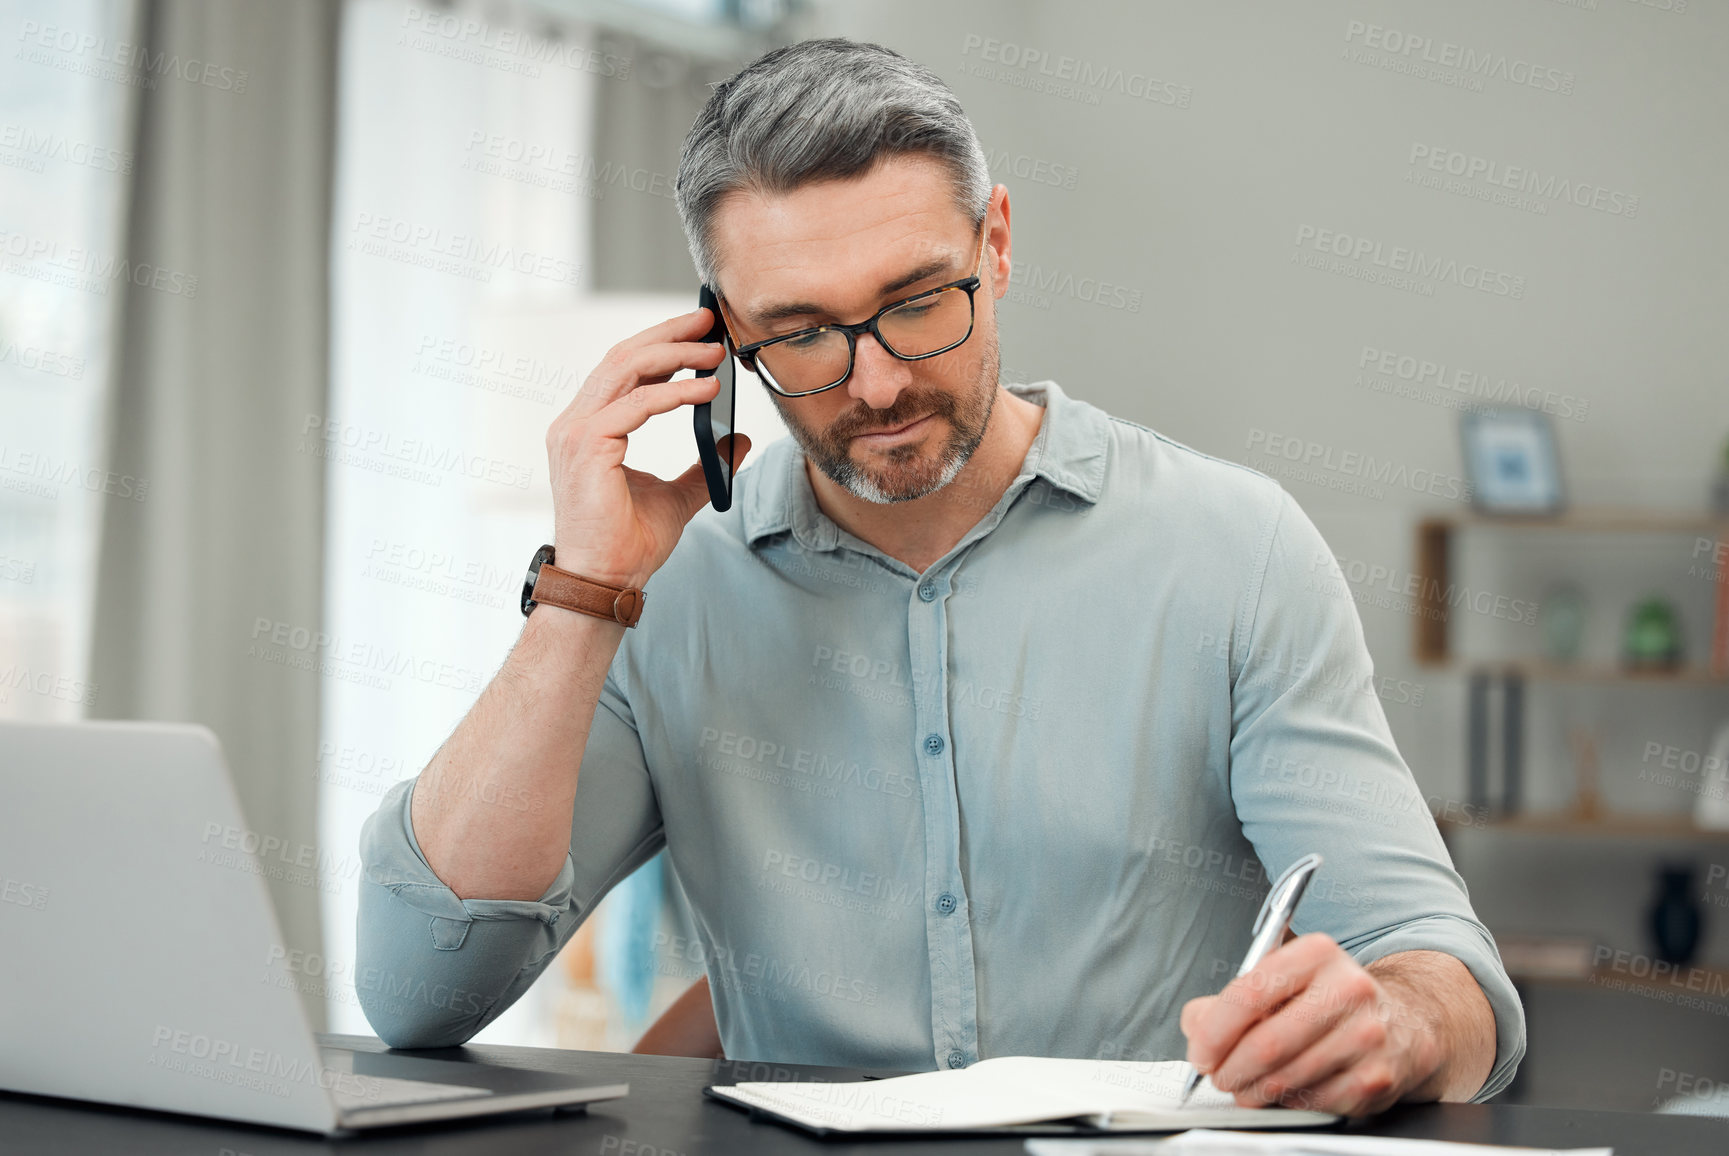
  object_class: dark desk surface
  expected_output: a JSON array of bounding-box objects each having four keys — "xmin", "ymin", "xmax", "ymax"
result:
[{"xmin": 3, "ymin": 1033, "xmax": 1727, "ymax": 1154}]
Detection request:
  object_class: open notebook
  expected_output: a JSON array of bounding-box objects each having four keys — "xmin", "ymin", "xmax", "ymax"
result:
[{"xmin": 705, "ymin": 1057, "xmax": 1341, "ymax": 1135}]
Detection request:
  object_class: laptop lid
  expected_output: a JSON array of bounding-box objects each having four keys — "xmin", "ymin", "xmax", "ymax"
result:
[{"xmin": 0, "ymin": 719, "xmax": 340, "ymax": 1132}]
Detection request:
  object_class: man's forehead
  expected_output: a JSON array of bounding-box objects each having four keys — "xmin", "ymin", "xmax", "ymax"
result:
[{"xmin": 709, "ymin": 160, "xmax": 975, "ymax": 322}]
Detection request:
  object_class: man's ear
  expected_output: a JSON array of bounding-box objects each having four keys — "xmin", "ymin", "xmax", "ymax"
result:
[{"xmin": 985, "ymin": 183, "xmax": 1012, "ymax": 299}]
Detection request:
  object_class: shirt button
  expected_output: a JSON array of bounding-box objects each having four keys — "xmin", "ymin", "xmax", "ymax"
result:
[
  {"xmin": 935, "ymin": 892, "xmax": 957, "ymax": 915},
  {"xmin": 918, "ymin": 583, "xmax": 936, "ymax": 601},
  {"xmin": 924, "ymin": 733, "xmax": 944, "ymax": 756},
  {"xmin": 947, "ymin": 1050, "xmax": 967, "ymax": 1069}
]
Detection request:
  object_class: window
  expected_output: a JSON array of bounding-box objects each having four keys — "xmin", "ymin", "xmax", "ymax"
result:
[
  {"xmin": 0, "ymin": 0, "xmax": 136, "ymax": 721},
  {"xmin": 321, "ymin": 0, "xmax": 787, "ymax": 1048}
]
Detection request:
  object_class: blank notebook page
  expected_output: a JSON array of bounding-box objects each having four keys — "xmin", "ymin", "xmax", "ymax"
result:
[{"xmin": 711, "ymin": 1057, "xmax": 1341, "ymax": 1132}]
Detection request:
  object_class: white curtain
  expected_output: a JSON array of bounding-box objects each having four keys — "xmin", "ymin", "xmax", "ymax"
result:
[{"xmin": 88, "ymin": 0, "xmax": 341, "ymax": 1026}]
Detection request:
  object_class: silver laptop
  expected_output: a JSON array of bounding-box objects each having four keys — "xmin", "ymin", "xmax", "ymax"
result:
[{"xmin": 0, "ymin": 718, "xmax": 628, "ymax": 1134}]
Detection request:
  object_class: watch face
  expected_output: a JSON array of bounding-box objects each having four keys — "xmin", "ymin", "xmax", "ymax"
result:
[{"xmin": 522, "ymin": 543, "xmax": 555, "ymax": 616}]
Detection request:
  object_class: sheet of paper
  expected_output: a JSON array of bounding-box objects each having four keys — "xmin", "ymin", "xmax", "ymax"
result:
[
  {"xmin": 710, "ymin": 1057, "xmax": 1338, "ymax": 1133},
  {"xmin": 1024, "ymin": 1128, "xmax": 1614, "ymax": 1155}
]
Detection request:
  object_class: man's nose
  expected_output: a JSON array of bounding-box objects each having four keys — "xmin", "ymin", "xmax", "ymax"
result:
[{"xmin": 844, "ymin": 330, "xmax": 913, "ymax": 410}]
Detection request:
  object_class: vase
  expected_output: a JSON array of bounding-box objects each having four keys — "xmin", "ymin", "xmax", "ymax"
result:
[{"xmin": 1646, "ymin": 863, "xmax": 1704, "ymax": 967}]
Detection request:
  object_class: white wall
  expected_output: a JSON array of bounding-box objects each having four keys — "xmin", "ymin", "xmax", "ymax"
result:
[{"xmin": 810, "ymin": 0, "xmax": 1729, "ymax": 964}]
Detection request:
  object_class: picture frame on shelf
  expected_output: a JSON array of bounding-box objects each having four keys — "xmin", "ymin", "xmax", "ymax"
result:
[{"xmin": 1461, "ymin": 408, "xmax": 1565, "ymax": 515}]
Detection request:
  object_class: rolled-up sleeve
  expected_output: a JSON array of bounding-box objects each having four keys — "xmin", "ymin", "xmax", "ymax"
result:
[
  {"xmin": 355, "ymin": 658, "xmax": 665, "ymax": 1048},
  {"xmin": 1226, "ymin": 488, "xmax": 1526, "ymax": 1102}
]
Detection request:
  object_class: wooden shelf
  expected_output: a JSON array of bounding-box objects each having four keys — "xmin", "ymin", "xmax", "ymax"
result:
[
  {"xmin": 1420, "ymin": 509, "xmax": 1729, "ymax": 535},
  {"xmin": 1508, "ymin": 965, "xmax": 1729, "ymax": 999},
  {"xmin": 1418, "ymin": 659, "xmax": 1729, "ymax": 685},
  {"xmin": 1413, "ymin": 508, "xmax": 1729, "ymax": 673},
  {"xmin": 1440, "ymin": 812, "xmax": 1729, "ymax": 840}
]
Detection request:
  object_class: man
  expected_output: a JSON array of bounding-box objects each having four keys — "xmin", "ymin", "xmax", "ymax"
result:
[{"xmin": 356, "ymin": 38, "xmax": 1523, "ymax": 1116}]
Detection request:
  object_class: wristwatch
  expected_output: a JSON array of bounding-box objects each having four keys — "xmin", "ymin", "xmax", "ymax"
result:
[{"xmin": 521, "ymin": 543, "xmax": 646, "ymax": 628}]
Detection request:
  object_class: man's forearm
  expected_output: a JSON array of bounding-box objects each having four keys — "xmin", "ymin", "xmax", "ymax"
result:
[
  {"xmin": 410, "ymin": 606, "xmax": 627, "ymax": 902},
  {"xmin": 1366, "ymin": 949, "xmax": 1497, "ymax": 1102}
]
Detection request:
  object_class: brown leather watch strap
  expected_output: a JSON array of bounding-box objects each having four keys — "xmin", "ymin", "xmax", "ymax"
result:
[{"xmin": 531, "ymin": 563, "xmax": 646, "ymax": 627}]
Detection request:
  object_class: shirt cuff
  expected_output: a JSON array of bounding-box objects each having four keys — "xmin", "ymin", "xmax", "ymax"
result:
[
  {"xmin": 1343, "ymin": 914, "xmax": 1527, "ymax": 1102},
  {"xmin": 353, "ymin": 776, "xmax": 578, "ymax": 1047}
]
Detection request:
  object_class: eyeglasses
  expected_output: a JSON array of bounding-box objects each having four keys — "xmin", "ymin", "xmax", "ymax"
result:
[{"xmin": 717, "ymin": 223, "xmax": 989, "ymax": 398}]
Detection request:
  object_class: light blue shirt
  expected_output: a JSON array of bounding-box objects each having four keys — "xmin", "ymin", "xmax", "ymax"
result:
[{"xmin": 356, "ymin": 379, "xmax": 1525, "ymax": 1098}]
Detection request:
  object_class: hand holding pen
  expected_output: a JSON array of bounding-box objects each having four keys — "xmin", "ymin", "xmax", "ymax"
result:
[{"xmin": 1177, "ymin": 852, "xmax": 1323, "ymax": 1105}]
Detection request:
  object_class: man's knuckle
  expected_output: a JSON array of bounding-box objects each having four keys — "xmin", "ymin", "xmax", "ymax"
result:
[
  {"xmin": 1339, "ymin": 969, "xmax": 1377, "ymax": 1003},
  {"xmin": 1352, "ymin": 1015, "xmax": 1388, "ymax": 1051},
  {"xmin": 547, "ymin": 423, "xmax": 577, "ymax": 453},
  {"xmin": 1356, "ymin": 1064, "xmax": 1395, "ymax": 1097},
  {"xmin": 1250, "ymin": 1035, "xmax": 1283, "ymax": 1068}
]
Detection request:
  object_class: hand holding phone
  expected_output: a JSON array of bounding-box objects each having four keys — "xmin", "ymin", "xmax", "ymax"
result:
[
  {"xmin": 540, "ymin": 301, "xmax": 750, "ymax": 589},
  {"xmin": 692, "ymin": 284, "xmax": 743, "ymax": 512}
]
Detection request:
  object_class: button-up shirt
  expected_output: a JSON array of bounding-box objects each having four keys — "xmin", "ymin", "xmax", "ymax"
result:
[{"xmin": 356, "ymin": 379, "xmax": 1525, "ymax": 1099}]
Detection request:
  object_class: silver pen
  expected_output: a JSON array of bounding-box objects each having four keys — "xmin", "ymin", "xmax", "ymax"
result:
[{"xmin": 1176, "ymin": 851, "xmax": 1324, "ymax": 1105}]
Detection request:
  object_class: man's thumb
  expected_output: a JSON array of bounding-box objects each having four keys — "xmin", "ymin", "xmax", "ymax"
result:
[{"xmin": 679, "ymin": 434, "xmax": 751, "ymax": 517}]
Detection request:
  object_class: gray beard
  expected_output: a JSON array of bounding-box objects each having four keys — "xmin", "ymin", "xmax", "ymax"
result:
[{"xmin": 775, "ymin": 338, "xmax": 1000, "ymax": 506}]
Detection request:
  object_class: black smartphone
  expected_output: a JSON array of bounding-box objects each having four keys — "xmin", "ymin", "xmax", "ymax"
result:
[{"xmin": 692, "ymin": 283, "xmax": 740, "ymax": 512}]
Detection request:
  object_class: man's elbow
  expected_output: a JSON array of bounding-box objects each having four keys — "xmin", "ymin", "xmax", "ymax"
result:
[{"xmin": 355, "ymin": 982, "xmax": 484, "ymax": 1050}]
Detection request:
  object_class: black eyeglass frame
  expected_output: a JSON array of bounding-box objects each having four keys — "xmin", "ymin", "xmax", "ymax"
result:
[{"xmin": 716, "ymin": 222, "xmax": 990, "ymax": 398}]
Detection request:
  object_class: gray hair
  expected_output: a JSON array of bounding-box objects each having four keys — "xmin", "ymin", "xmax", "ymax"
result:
[{"xmin": 674, "ymin": 37, "xmax": 992, "ymax": 291}]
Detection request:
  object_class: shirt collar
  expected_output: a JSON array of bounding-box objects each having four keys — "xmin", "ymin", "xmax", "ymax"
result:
[{"xmin": 741, "ymin": 379, "xmax": 1108, "ymax": 553}]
